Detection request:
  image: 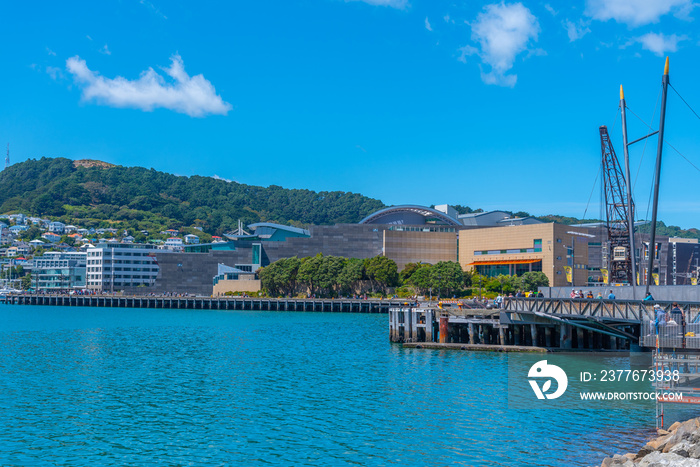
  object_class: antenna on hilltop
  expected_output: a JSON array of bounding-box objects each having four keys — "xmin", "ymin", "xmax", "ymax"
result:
[{"xmin": 5, "ymin": 144, "xmax": 8, "ymax": 170}]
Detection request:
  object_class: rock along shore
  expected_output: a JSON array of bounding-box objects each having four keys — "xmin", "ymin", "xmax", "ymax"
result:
[{"xmin": 601, "ymin": 418, "xmax": 700, "ymax": 466}]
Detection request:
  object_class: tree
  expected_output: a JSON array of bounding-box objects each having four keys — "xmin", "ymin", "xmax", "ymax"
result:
[
  {"xmin": 298, "ymin": 254, "xmax": 324, "ymax": 295},
  {"xmin": 316, "ymin": 255, "xmax": 346, "ymax": 296},
  {"xmin": 20, "ymin": 225, "xmax": 42, "ymax": 241},
  {"xmin": 338, "ymin": 257, "xmax": 365, "ymax": 295},
  {"xmin": 407, "ymin": 264, "xmax": 432, "ymax": 295},
  {"xmin": 520, "ymin": 271, "xmax": 549, "ymax": 292},
  {"xmin": 429, "ymin": 261, "xmax": 464, "ymax": 298},
  {"xmin": 259, "ymin": 257, "xmax": 301, "ymax": 296},
  {"xmin": 463, "ymin": 269, "xmax": 474, "ymax": 287},
  {"xmin": 363, "ymin": 256, "xmax": 398, "ymax": 293},
  {"xmin": 21, "ymin": 274, "xmax": 31, "ymax": 290},
  {"xmin": 400, "ymin": 262, "xmax": 424, "ymax": 284}
]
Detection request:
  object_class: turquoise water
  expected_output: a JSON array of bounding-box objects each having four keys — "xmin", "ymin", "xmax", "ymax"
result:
[{"xmin": 0, "ymin": 305, "xmax": 697, "ymax": 466}]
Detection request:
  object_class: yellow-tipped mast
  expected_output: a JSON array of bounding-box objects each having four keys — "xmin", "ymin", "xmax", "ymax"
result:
[{"xmin": 646, "ymin": 57, "xmax": 670, "ymax": 294}]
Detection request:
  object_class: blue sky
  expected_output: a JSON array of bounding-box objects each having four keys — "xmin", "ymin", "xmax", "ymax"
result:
[{"xmin": 2, "ymin": 0, "xmax": 700, "ymax": 228}]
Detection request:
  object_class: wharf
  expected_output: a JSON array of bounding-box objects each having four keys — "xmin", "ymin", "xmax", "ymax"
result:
[
  {"xmin": 391, "ymin": 298, "xmax": 700, "ymax": 352},
  {"xmin": 2, "ymin": 294, "xmax": 406, "ymax": 313}
]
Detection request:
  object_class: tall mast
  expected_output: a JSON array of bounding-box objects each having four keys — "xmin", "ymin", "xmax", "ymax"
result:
[
  {"xmin": 646, "ymin": 57, "xmax": 670, "ymax": 295},
  {"xmin": 620, "ymin": 86, "xmax": 637, "ymax": 298}
]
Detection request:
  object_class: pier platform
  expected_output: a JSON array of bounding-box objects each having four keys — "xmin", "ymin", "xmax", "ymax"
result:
[
  {"xmin": 1, "ymin": 294, "xmax": 406, "ymax": 313},
  {"xmin": 390, "ymin": 297, "xmax": 700, "ymax": 352}
]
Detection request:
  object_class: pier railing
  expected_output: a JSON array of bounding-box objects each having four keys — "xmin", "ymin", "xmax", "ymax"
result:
[{"xmin": 503, "ymin": 297, "xmax": 700, "ymax": 323}]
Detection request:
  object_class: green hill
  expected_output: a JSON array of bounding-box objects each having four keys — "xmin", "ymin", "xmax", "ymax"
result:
[{"xmin": 0, "ymin": 157, "xmax": 385, "ymax": 235}]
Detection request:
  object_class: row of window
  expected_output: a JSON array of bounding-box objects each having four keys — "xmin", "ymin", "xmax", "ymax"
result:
[
  {"xmin": 87, "ymin": 275, "xmax": 154, "ymax": 281},
  {"xmin": 87, "ymin": 259, "xmax": 154, "ymax": 265},
  {"xmin": 473, "ymin": 239, "xmax": 543, "ymax": 256},
  {"xmin": 86, "ymin": 267, "xmax": 157, "ymax": 272}
]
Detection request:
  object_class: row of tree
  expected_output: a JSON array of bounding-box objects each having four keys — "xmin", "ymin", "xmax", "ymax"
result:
[
  {"xmin": 259, "ymin": 255, "xmax": 399, "ymax": 297},
  {"xmin": 469, "ymin": 272, "xmax": 550, "ymax": 296},
  {"xmin": 260, "ymin": 256, "xmax": 550, "ymax": 298}
]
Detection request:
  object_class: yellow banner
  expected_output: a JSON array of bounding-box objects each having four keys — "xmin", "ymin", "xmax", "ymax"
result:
[
  {"xmin": 564, "ymin": 266, "xmax": 572, "ymax": 283},
  {"xmin": 601, "ymin": 268, "xmax": 609, "ymax": 284},
  {"xmin": 692, "ymin": 277, "xmax": 698, "ymax": 286},
  {"xmin": 652, "ymin": 273, "xmax": 659, "ymax": 286}
]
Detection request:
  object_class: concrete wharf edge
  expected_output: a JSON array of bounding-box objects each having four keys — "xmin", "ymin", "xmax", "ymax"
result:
[
  {"xmin": 2, "ymin": 294, "xmax": 406, "ymax": 313},
  {"xmin": 402, "ymin": 342, "xmax": 549, "ymax": 353}
]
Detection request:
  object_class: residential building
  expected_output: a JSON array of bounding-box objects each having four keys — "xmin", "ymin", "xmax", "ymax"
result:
[
  {"xmin": 165, "ymin": 237, "xmax": 184, "ymax": 252},
  {"xmin": 9, "ymin": 214, "xmax": 26, "ymax": 224},
  {"xmin": 0, "ymin": 227, "xmax": 11, "ymax": 245},
  {"xmin": 9, "ymin": 225, "xmax": 28, "ymax": 235},
  {"xmin": 41, "ymin": 232, "xmax": 61, "ymax": 243},
  {"xmin": 68, "ymin": 233, "xmax": 84, "ymax": 242},
  {"xmin": 48, "ymin": 221, "xmax": 66, "ymax": 234},
  {"xmin": 184, "ymin": 234, "xmax": 200, "ymax": 244}
]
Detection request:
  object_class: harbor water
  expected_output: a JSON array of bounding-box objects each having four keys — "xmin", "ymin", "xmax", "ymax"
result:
[{"xmin": 0, "ymin": 305, "xmax": 697, "ymax": 466}]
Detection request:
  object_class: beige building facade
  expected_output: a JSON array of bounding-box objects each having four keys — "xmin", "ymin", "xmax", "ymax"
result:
[
  {"xmin": 458, "ymin": 223, "xmax": 599, "ymax": 287},
  {"xmin": 383, "ymin": 230, "xmax": 458, "ymax": 271}
]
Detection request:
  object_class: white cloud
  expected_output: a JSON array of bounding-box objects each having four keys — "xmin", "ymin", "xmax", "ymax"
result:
[
  {"xmin": 444, "ymin": 14, "xmax": 452, "ymax": 23},
  {"xmin": 544, "ymin": 4, "xmax": 557, "ymax": 16},
  {"xmin": 65, "ymin": 54, "xmax": 232, "ymax": 117},
  {"xmin": 99, "ymin": 44, "xmax": 111, "ymax": 55},
  {"xmin": 462, "ymin": 2, "xmax": 540, "ymax": 87},
  {"xmin": 425, "ymin": 17, "xmax": 433, "ymax": 31},
  {"xmin": 637, "ymin": 32, "xmax": 685, "ymax": 56},
  {"xmin": 140, "ymin": 0, "xmax": 167, "ymax": 19},
  {"xmin": 346, "ymin": 0, "xmax": 407, "ymax": 8},
  {"xmin": 563, "ymin": 19, "xmax": 591, "ymax": 41},
  {"xmin": 585, "ymin": 0, "xmax": 693, "ymax": 27},
  {"xmin": 86, "ymin": 35, "xmax": 93, "ymax": 41},
  {"xmin": 212, "ymin": 175, "xmax": 233, "ymax": 183},
  {"xmin": 46, "ymin": 66, "xmax": 63, "ymax": 80}
]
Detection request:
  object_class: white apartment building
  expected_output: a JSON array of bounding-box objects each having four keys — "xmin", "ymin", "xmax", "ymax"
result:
[
  {"xmin": 86, "ymin": 243, "xmax": 164, "ymax": 292},
  {"xmin": 165, "ymin": 237, "xmax": 184, "ymax": 252},
  {"xmin": 184, "ymin": 234, "xmax": 200, "ymax": 244}
]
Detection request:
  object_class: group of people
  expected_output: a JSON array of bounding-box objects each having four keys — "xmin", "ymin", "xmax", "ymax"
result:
[
  {"xmin": 493, "ymin": 290, "xmax": 544, "ymax": 308},
  {"xmin": 654, "ymin": 302, "xmax": 686, "ymax": 329},
  {"xmin": 569, "ymin": 289, "xmax": 617, "ymax": 299}
]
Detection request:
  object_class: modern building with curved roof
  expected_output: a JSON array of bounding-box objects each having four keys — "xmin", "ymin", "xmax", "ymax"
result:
[{"xmin": 359, "ymin": 205, "xmax": 462, "ymax": 226}]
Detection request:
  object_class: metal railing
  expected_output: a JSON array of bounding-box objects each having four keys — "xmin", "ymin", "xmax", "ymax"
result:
[
  {"xmin": 641, "ymin": 320, "xmax": 699, "ymax": 349},
  {"xmin": 503, "ymin": 297, "xmax": 700, "ymax": 322}
]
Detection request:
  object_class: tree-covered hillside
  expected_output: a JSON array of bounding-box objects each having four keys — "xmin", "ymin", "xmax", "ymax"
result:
[{"xmin": 0, "ymin": 157, "xmax": 385, "ymax": 235}]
